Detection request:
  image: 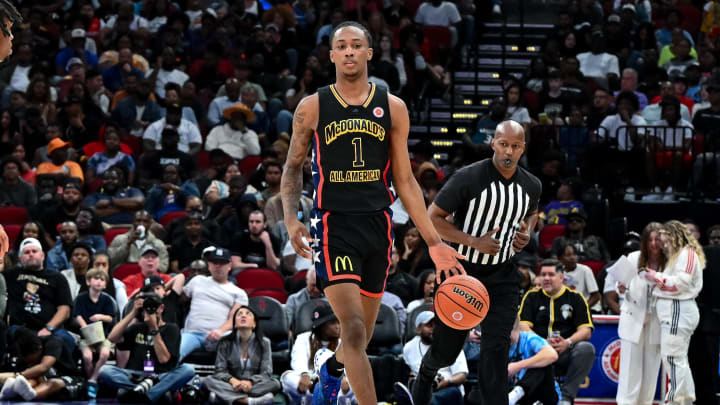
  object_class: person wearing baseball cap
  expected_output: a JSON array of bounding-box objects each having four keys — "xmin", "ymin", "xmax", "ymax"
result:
[
  {"xmin": 56, "ymin": 26, "xmax": 99, "ymax": 74},
  {"xmin": 36, "ymin": 138, "xmax": 84, "ymax": 184},
  {"xmin": 177, "ymin": 246, "xmax": 247, "ymax": 361},
  {"xmin": 551, "ymin": 207, "xmax": 610, "ymax": 262},
  {"xmin": 3, "ymin": 236, "xmax": 77, "ymax": 352},
  {"xmin": 396, "ymin": 310, "xmax": 468, "ymax": 404},
  {"xmin": 280, "ymin": 303, "xmax": 348, "ymax": 404},
  {"xmin": 122, "ymin": 245, "xmax": 173, "ymax": 296}
]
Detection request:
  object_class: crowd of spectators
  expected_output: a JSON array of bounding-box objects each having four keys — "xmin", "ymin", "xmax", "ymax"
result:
[{"xmin": 0, "ymin": 0, "xmax": 718, "ymax": 404}]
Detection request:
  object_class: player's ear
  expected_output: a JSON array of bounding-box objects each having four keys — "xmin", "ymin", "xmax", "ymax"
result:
[{"xmin": 367, "ymin": 47, "xmax": 373, "ymax": 61}]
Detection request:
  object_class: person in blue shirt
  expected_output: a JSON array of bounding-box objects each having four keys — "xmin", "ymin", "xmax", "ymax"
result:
[
  {"xmin": 82, "ymin": 165, "xmax": 145, "ymax": 225},
  {"xmin": 507, "ymin": 316, "xmax": 560, "ymax": 405}
]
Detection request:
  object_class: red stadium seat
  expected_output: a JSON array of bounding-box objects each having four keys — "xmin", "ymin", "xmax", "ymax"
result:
[
  {"xmin": 539, "ymin": 225, "xmax": 566, "ymax": 255},
  {"xmin": 421, "ymin": 26, "xmax": 452, "ymax": 64},
  {"xmin": 249, "ymin": 289, "xmax": 288, "ymax": 304},
  {"xmin": 581, "ymin": 260, "xmax": 607, "ymax": 276},
  {"xmin": 104, "ymin": 227, "xmax": 131, "ymax": 247},
  {"xmin": 293, "ymin": 269, "xmax": 308, "ymax": 282},
  {"xmin": 4, "ymin": 224, "xmax": 21, "ymax": 250},
  {"xmin": 113, "ymin": 263, "xmax": 141, "ymax": 281},
  {"xmin": 238, "ymin": 156, "xmax": 262, "ymax": 180},
  {"xmin": 159, "ymin": 211, "xmax": 186, "ymax": 227},
  {"xmin": 235, "ymin": 268, "xmax": 286, "ymax": 294},
  {"xmin": 0, "ymin": 206, "xmax": 28, "ymax": 225}
]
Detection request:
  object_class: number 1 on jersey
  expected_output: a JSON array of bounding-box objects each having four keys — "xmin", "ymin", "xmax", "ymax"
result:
[{"xmin": 352, "ymin": 137, "xmax": 364, "ymax": 167}]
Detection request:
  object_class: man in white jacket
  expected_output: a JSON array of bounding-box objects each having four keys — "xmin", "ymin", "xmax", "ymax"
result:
[{"xmin": 205, "ymin": 104, "xmax": 261, "ymax": 161}]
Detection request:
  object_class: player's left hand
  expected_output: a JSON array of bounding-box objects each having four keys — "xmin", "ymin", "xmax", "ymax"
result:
[
  {"xmin": 429, "ymin": 242, "xmax": 466, "ymax": 282},
  {"xmin": 512, "ymin": 221, "xmax": 530, "ymax": 253}
]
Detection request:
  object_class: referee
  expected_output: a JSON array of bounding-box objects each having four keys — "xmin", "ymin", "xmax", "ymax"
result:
[{"xmin": 402, "ymin": 120, "xmax": 542, "ymax": 405}]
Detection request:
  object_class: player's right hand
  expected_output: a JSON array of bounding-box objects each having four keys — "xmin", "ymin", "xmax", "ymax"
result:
[
  {"xmin": 286, "ymin": 218, "xmax": 313, "ymax": 260},
  {"xmin": 472, "ymin": 227, "xmax": 501, "ymax": 255}
]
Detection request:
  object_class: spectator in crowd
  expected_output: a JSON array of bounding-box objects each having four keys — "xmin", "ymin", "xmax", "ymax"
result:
[
  {"xmin": 111, "ymin": 75, "xmax": 163, "ymax": 137},
  {"xmin": 538, "ymin": 179, "xmax": 583, "ymax": 229},
  {"xmin": 385, "ymin": 244, "xmax": 418, "ymax": 306},
  {"xmin": 73, "ymin": 268, "xmax": 116, "ymax": 398},
  {"xmin": 143, "ymin": 103, "xmax": 202, "ymax": 155},
  {"xmin": 83, "ymin": 165, "xmax": 145, "ymax": 225},
  {"xmin": 145, "ymin": 163, "xmax": 200, "ymax": 220},
  {"xmin": 0, "ymin": 157, "xmax": 35, "ymax": 207},
  {"xmin": 586, "ymin": 87, "xmax": 615, "ymax": 130},
  {"xmin": 285, "ymin": 269, "xmax": 323, "ymax": 325},
  {"xmin": 205, "ymin": 104, "xmax": 261, "ymax": 161},
  {"xmin": 690, "ymin": 76, "xmax": 720, "ymax": 194},
  {"xmin": 506, "ymin": 316, "xmax": 560, "ymax": 405},
  {"xmin": 75, "ymin": 208, "xmax": 107, "ymax": 252},
  {"xmin": 99, "ymin": 292, "xmax": 194, "ymax": 403},
  {"xmin": 164, "ymin": 196, "xmax": 223, "ymax": 246},
  {"xmin": 5, "ymin": 238, "xmax": 75, "ymax": 351},
  {"xmin": 108, "ymin": 210, "xmax": 169, "ymax": 273},
  {"xmin": 32, "ymin": 123, "xmax": 67, "ymax": 168},
  {"xmin": 707, "ymin": 225, "xmax": 720, "ymax": 245},
  {"xmin": 551, "ymin": 208, "xmax": 610, "ymax": 262},
  {"xmin": 102, "ymin": 47, "xmax": 144, "ymax": 93},
  {"xmin": 138, "ymin": 127, "xmax": 196, "ymax": 188},
  {"xmin": 615, "ymin": 68, "xmax": 648, "ymax": 111},
  {"xmin": 414, "ymin": 0, "xmax": 462, "ymax": 47},
  {"xmin": 60, "ymin": 242, "xmax": 95, "ymax": 300},
  {"xmin": 5, "ymin": 221, "xmax": 52, "ymax": 268},
  {"xmin": 207, "ymin": 77, "xmax": 244, "ymax": 127},
  {"xmin": 662, "ymin": 38, "xmax": 698, "ymax": 78},
  {"xmin": 519, "ymin": 259, "xmax": 595, "ymax": 405},
  {"xmin": 92, "ymin": 252, "xmax": 128, "ymax": 313},
  {"xmin": 36, "ymin": 138, "xmax": 84, "ymax": 184},
  {"xmin": 34, "ymin": 178, "xmax": 82, "ymax": 240},
  {"xmin": 505, "ymin": 82, "xmax": 532, "ymax": 133},
  {"xmin": 230, "ymin": 210, "xmax": 281, "ymax": 271},
  {"xmin": 643, "ymin": 81, "xmax": 693, "ymax": 125},
  {"xmin": 655, "ymin": 9, "xmax": 694, "ymax": 49},
  {"xmin": 169, "ymin": 211, "xmax": 212, "ymax": 273},
  {"xmin": 146, "ymin": 47, "xmax": 189, "ymax": 99},
  {"xmin": 0, "ymin": 327, "xmax": 84, "ymax": 401},
  {"xmin": 260, "ymin": 162, "xmax": 283, "ymax": 203},
  {"xmin": 407, "ymin": 269, "xmax": 436, "ymax": 313},
  {"xmin": 178, "ymin": 247, "xmax": 248, "ymax": 361},
  {"xmin": 400, "ymin": 311, "xmax": 468, "ymax": 404},
  {"xmin": 202, "ymin": 306, "xmax": 281, "ymax": 405},
  {"xmin": 558, "ymin": 243, "xmax": 602, "ymax": 312},
  {"xmin": 576, "ymin": 32, "xmax": 620, "ymax": 83},
  {"xmin": 86, "ymin": 68, "xmax": 112, "ymax": 116},
  {"xmin": 398, "ymin": 226, "xmax": 433, "ymax": 276},
  {"xmin": 85, "ymin": 123, "xmax": 136, "ymax": 186},
  {"xmin": 615, "ymin": 222, "xmax": 664, "ymax": 405},
  {"xmin": 281, "ymin": 305, "xmax": 352, "ymax": 405},
  {"xmin": 46, "ymin": 221, "xmax": 80, "ymax": 272}
]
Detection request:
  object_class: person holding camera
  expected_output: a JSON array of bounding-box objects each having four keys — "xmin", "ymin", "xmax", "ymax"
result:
[
  {"xmin": 402, "ymin": 311, "xmax": 468, "ymax": 405},
  {"xmin": 108, "ymin": 210, "xmax": 169, "ymax": 273},
  {"xmin": 98, "ymin": 292, "xmax": 194, "ymax": 403}
]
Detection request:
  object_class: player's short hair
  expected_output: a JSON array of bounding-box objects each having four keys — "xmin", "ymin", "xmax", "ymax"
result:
[
  {"xmin": 0, "ymin": 0, "xmax": 21, "ymax": 38},
  {"xmin": 330, "ymin": 21, "xmax": 373, "ymax": 48}
]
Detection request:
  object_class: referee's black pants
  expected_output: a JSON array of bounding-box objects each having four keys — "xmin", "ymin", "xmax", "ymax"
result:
[{"xmin": 418, "ymin": 263, "xmax": 520, "ymax": 405}]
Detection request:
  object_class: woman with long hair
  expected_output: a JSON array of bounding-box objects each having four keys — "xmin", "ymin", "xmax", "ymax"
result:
[
  {"xmin": 203, "ymin": 306, "xmax": 281, "ymax": 405},
  {"xmin": 76, "ymin": 208, "xmax": 107, "ymax": 252},
  {"xmin": 281, "ymin": 304, "xmax": 353, "ymax": 404},
  {"xmin": 647, "ymin": 220, "xmax": 705, "ymax": 405},
  {"xmin": 398, "ymin": 226, "xmax": 433, "ymax": 276},
  {"xmin": 26, "ymin": 77, "xmax": 57, "ymax": 124},
  {"xmin": 374, "ymin": 31, "xmax": 406, "ymax": 93},
  {"xmin": 616, "ymin": 222, "xmax": 665, "ymax": 405},
  {"xmin": 505, "ymin": 82, "xmax": 531, "ymax": 133},
  {"xmin": 4, "ymin": 221, "xmax": 53, "ymax": 269},
  {"xmin": 407, "ymin": 269, "xmax": 436, "ymax": 313},
  {"xmin": 92, "ymin": 252, "xmax": 127, "ymax": 313}
]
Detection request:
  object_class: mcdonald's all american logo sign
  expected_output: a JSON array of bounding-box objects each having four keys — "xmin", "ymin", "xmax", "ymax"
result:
[{"xmin": 601, "ymin": 339, "xmax": 621, "ymax": 383}]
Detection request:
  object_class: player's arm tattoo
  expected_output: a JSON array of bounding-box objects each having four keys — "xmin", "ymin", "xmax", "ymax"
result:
[{"xmin": 281, "ymin": 97, "xmax": 314, "ymax": 220}]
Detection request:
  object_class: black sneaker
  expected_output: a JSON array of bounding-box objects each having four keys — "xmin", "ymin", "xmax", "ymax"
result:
[{"xmin": 393, "ymin": 382, "xmax": 414, "ymax": 405}]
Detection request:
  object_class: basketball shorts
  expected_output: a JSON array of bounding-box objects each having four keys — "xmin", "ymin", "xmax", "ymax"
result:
[{"xmin": 310, "ymin": 208, "xmax": 394, "ymax": 297}]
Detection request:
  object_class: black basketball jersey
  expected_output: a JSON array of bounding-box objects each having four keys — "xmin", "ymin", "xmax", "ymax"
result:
[{"xmin": 311, "ymin": 83, "xmax": 394, "ymax": 213}]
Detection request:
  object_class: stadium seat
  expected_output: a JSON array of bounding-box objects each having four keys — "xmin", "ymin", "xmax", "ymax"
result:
[
  {"xmin": 293, "ymin": 298, "xmax": 331, "ymax": 336},
  {"xmin": 539, "ymin": 224, "xmax": 565, "ymax": 255},
  {"xmin": 367, "ymin": 303, "xmax": 402, "ymax": 354},
  {"xmin": 104, "ymin": 227, "xmax": 131, "ymax": 247},
  {"xmin": 235, "ymin": 268, "xmax": 286, "ymax": 294},
  {"xmin": 581, "ymin": 260, "xmax": 606, "ymax": 276},
  {"xmin": 404, "ymin": 302, "xmax": 434, "ymax": 343},
  {"xmin": 421, "ymin": 26, "xmax": 452, "ymax": 65},
  {"xmin": 239, "ymin": 155, "xmax": 262, "ymax": 180},
  {"xmin": 249, "ymin": 296, "xmax": 290, "ymax": 371},
  {"xmin": 248, "ymin": 288, "xmax": 288, "ymax": 304},
  {"xmin": 159, "ymin": 210, "xmax": 186, "ymax": 227},
  {"xmin": 113, "ymin": 263, "xmax": 141, "ymax": 281},
  {"xmin": 4, "ymin": 224, "xmax": 21, "ymax": 250},
  {"xmin": 0, "ymin": 206, "xmax": 28, "ymax": 225},
  {"xmin": 293, "ymin": 269, "xmax": 307, "ymax": 283}
]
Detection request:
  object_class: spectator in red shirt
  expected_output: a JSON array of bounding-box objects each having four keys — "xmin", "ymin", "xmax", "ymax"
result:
[{"xmin": 122, "ymin": 246, "xmax": 172, "ymax": 296}]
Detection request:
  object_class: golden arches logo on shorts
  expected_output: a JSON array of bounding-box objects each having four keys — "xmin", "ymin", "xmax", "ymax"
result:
[{"xmin": 334, "ymin": 256, "xmax": 354, "ymax": 272}]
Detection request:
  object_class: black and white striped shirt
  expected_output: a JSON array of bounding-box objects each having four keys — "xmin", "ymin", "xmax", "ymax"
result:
[{"xmin": 434, "ymin": 159, "xmax": 542, "ymax": 266}]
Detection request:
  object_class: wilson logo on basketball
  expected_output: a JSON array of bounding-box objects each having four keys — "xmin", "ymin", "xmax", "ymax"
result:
[{"xmin": 452, "ymin": 287, "xmax": 484, "ymax": 312}]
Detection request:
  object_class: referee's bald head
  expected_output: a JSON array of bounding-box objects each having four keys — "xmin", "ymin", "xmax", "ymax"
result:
[{"xmin": 494, "ymin": 120, "xmax": 526, "ymax": 142}]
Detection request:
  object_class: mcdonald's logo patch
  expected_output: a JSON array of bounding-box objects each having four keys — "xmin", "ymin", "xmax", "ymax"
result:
[{"xmin": 334, "ymin": 256, "xmax": 354, "ymax": 272}]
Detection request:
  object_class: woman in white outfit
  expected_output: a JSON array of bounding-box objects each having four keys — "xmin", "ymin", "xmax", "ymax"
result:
[
  {"xmin": 647, "ymin": 220, "xmax": 705, "ymax": 405},
  {"xmin": 281, "ymin": 305, "xmax": 354, "ymax": 404},
  {"xmin": 616, "ymin": 222, "xmax": 665, "ymax": 405}
]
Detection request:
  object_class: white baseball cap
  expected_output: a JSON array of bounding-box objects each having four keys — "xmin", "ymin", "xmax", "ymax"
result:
[
  {"xmin": 18, "ymin": 238, "xmax": 42, "ymax": 255},
  {"xmin": 71, "ymin": 28, "xmax": 86, "ymax": 39},
  {"xmin": 415, "ymin": 311, "xmax": 435, "ymax": 329}
]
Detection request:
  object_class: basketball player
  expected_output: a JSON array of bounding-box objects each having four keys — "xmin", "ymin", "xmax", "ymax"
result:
[
  {"xmin": 281, "ymin": 21, "xmax": 465, "ymax": 405},
  {"xmin": 0, "ymin": 0, "xmax": 20, "ymax": 61},
  {"xmin": 397, "ymin": 120, "xmax": 542, "ymax": 405}
]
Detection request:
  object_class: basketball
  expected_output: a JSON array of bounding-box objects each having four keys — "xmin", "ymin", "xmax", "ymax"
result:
[{"xmin": 434, "ymin": 275, "xmax": 490, "ymax": 330}]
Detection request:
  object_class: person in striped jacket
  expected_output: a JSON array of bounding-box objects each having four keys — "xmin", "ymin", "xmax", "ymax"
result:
[{"xmin": 645, "ymin": 220, "xmax": 705, "ymax": 405}]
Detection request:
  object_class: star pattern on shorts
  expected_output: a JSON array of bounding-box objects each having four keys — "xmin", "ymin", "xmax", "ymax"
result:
[
  {"xmin": 313, "ymin": 250, "xmax": 321, "ymax": 263},
  {"xmin": 310, "ymin": 214, "xmax": 321, "ymax": 229}
]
